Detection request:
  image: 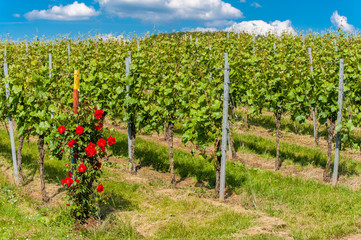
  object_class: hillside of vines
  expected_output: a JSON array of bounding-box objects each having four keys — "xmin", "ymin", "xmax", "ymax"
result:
[
  {"xmin": 1, "ymin": 31, "xmax": 361, "ymax": 239},
  {"xmin": 2, "ymin": 31, "xmax": 361, "ymax": 181}
]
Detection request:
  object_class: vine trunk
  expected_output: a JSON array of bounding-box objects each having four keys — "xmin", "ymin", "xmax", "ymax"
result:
[
  {"xmin": 324, "ymin": 119, "xmax": 335, "ymax": 182},
  {"xmin": 38, "ymin": 135, "xmax": 47, "ymax": 202},
  {"xmin": 167, "ymin": 122, "xmax": 175, "ymax": 184}
]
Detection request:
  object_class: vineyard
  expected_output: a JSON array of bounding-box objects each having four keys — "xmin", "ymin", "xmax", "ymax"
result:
[{"xmin": 1, "ymin": 31, "xmax": 361, "ymax": 239}]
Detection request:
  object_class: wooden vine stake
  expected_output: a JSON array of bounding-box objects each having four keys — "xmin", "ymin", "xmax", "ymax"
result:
[
  {"xmin": 332, "ymin": 58, "xmax": 344, "ymax": 185},
  {"xmin": 73, "ymin": 70, "xmax": 80, "ymax": 114},
  {"xmin": 71, "ymin": 70, "xmax": 80, "ymax": 173},
  {"xmin": 3, "ymin": 62, "xmax": 19, "ymax": 184},
  {"xmin": 220, "ymin": 53, "xmax": 230, "ymax": 201}
]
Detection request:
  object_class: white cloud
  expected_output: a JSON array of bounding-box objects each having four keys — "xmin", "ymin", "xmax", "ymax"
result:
[
  {"xmin": 251, "ymin": 2, "xmax": 261, "ymax": 8},
  {"xmin": 96, "ymin": 0, "xmax": 243, "ymax": 26},
  {"xmin": 189, "ymin": 27, "xmax": 218, "ymax": 32},
  {"xmin": 13, "ymin": 14, "xmax": 21, "ymax": 18},
  {"xmin": 24, "ymin": 1, "xmax": 99, "ymax": 21},
  {"xmin": 225, "ymin": 20, "xmax": 296, "ymax": 36},
  {"xmin": 95, "ymin": 33, "xmax": 131, "ymax": 43},
  {"xmin": 96, "ymin": 33, "xmax": 124, "ymax": 40},
  {"xmin": 330, "ymin": 11, "xmax": 354, "ymax": 32}
]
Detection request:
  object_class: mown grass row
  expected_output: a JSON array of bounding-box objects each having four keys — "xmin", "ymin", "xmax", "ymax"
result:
[
  {"xmin": 234, "ymin": 132, "xmax": 361, "ymax": 176},
  {"xmin": 0, "ymin": 128, "xmax": 267, "ymax": 239},
  {"xmin": 108, "ymin": 129, "xmax": 361, "ymax": 239},
  {"xmin": 101, "ymin": 169, "xmax": 260, "ymax": 239},
  {"xmin": 235, "ymin": 109, "xmax": 361, "ymax": 148},
  {"xmin": 174, "ymin": 116, "xmax": 361, "ymax": 176},
  {"xmin": 0, "ymin": 129, "xmax": 142, "ymax": 239},
  {"xmin": 1, "ymin": 124, "xmax": 361, "ymax": 239},
  {"xmin": 0, "ymin": 171, "xmax": 78, "ymax": 239}
]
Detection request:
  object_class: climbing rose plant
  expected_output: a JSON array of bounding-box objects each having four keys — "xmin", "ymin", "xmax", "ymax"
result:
[{"xmin": 49, "ymin": 105, "xmax": 115, "ymax": 221}]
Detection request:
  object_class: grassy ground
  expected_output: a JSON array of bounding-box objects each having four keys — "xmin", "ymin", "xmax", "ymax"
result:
[
  {"xmin": 1, "ymin": 118, "xmax": 361, "ymax": 239},
  {"xmin": 233, "ymin": 132, "xmax": 361, "ymax": 176},
  {"xmin": 235, "ymin": 109, "xmax": 361, "ymax": 149},
  {"xmin": 107, "ymin": 129, "xmax": 361, "ymax": 239},
  {"xmin": 0, "ymin": 171, "xmax": 79, "ymax": 239},
  {"xmin": 0, "ymin": 128, "xmax": 270, "ymax": 239}
]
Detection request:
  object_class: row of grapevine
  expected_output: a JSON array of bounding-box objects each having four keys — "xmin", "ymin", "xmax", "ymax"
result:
[{"xmin": 1, "ymin": 31, "xmax": 360, "ymax": 200}]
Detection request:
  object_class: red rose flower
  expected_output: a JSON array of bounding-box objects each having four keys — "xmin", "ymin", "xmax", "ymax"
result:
[
  {"xmin": 96, "ymin": 162, "xmax": 102, "ymax": 169},
  {"xmin": 67, "ymin": 139, "xmax": 77, "ymax": 148},
  {"xmin": 66, "ymin": 204, "xmax": 70, "ymax": 206},
  {"xmin": 94, "ymin": 110, "xmax": 104, "ymax": 119},
  {"xmin": 78, "ymin": 164, "xmax": 87, "ymax": 173},
  {"xmin": 87, "ymin": 148, "xmax": 97, "ymax": 157},
  {"xmin": 68, "ymin": 171, "xmax": 72, "ymax": 177},
  {"xmin": 75, "ymin": 126, "xmax": 84, "ymax": 135},
  {"xmin": 95, "ymin": 122, "xmax": 103, "ymax": 130},
  {"xmin": 62, "ymin": 176, "xmax": 73, "ymax": 188},
  {"xmin": 107, "ymin": 136, "xmax": 115, "ymax": 146},
  {"xmin": 85, "ymin": 142, "xmax": 97, "ymax": 157},
  {"xmin": 97, "ymin": 184, "xmax": 104, "ymax": 193},
  {"xmin": 76, "ymin": 179, "xmax": 79, "ymax": 183},
  {"xmin": 65, "ymin": 163, "xmax": 69, "ymax": 167},
  {"xmin": 97, "ymin": 138, "xmax": 106, "ymax": 148},
  {"xmin": 58, "ymin": 125, "xmax": 65, "ymax": 134},
  {"xmin": 61, "ymin": 149, "xmax": 64, "ymax": 152}
]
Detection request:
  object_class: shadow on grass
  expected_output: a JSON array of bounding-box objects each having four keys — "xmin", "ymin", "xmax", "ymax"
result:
[
  {"xmin": 234, "ymin": 133, "xmax": 360, "ymax": 176},
  {"xmin": 44, "ymin": 161, "xmax": 69, "ymax": 183},
  {"xmin": 234, "ymin": 110, "xmax": 331, "ymax": 138},
  {"xmin": 101, "ymin": 192, "xmax": 135, "ymax": 219},
  {"xmin": 237, "ymin": 111, "xmax": 361, "ymax": 149},
  {"xmin": 111, "ymin": 132, "xmax": 247, "ymax": 191},
  {"xmin": 0, "ymin": 133, "xmax": 69, "ymax": 185}
]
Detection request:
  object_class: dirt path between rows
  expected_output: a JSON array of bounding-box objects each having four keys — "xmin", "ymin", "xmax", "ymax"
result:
[{"xmin": 106, "ymin": 155, "xmax": 292, "ymax": 239}]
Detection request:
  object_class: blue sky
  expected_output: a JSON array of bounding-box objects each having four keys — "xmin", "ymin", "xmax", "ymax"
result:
[{"xmin": 1, "ymin": 0, "xmax": 360, "ymax": 40}]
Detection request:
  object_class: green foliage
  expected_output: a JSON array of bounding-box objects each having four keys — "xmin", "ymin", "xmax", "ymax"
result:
[
  {"xmin": 47, "ymin": 104, "xmax": 114, "ymax": 221},
  {"xmin": 2, "ymin": 31, "xmax": 361, "ymax": 165}
]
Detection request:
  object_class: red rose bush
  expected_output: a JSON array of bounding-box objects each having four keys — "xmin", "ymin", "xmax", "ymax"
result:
[{"xmin": 49, "ymin": 105, "xmax": 115, "ymax": 221}]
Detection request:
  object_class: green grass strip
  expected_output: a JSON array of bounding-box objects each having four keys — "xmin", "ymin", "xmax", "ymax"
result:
[
  {"xmin": 108, "ymin": 129, "xmax": 361, "ymax": 240},
  {"xmin": 234, "ymin": 132, "xmax": 361, "ymax": 176}
]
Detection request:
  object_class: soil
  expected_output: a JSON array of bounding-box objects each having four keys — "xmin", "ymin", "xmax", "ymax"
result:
[{"xmin": 335, "ymin": 234, "xmax": 361, "ymax": 240}]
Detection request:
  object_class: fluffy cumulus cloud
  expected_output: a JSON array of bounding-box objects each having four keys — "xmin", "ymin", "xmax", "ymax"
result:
[
  {"xmin": 24, "ymin": 1, "xmax": 99, "ymax": 21},
  {"xmin": 225, "ymin": 20, "xmax": 296, "ymax": 35},
  {"xmin": 96, "ymin": 0, "xmax": 243, "ymax": 26},
  {"xmin": 330, "ymin": 11, "xmax": 355, "ymax": 32},
  {"xmin": 95, "ymin": 33, "xmax": 126, "ymax": 41},
  {"xmin": 189, "ymin": 27, "xmax": 218, "ymax": 32}
]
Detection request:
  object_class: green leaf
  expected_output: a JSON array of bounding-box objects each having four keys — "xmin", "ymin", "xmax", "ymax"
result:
[
  {"xmin": 12, "ymin": 85, "xmax": 22, "ymax": 94},
  {"xmin": 318, "ymin": 95, "xmax": 327, "ymax": 103},
  {"xmin": 38, "ymin": 121, "xmax": 50, "ymax": 133},
  {"xmin": 335, "ymin": 122, "xmax": 342, "ymax": 133},
  {"xmin": 48, "ymin": 104, "xmax": 57, "ymax": 112}
]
